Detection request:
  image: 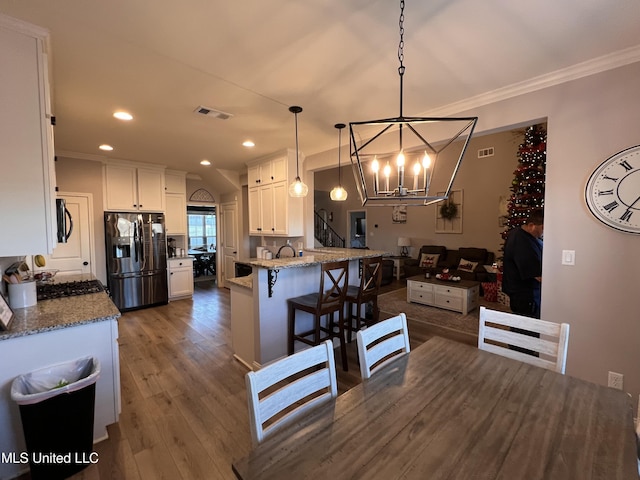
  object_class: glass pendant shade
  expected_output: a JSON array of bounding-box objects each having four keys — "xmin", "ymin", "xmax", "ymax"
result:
[
  {"xmin": 289, "ymin": 106, "xmax": 308, "ymax": 197},
  {"xmin": 330, "ymin": 186, "xmax": 347, "ymax": 201},
  {"xmin": 289, "ymin": 177, "xmax": 309, "ymax": 197},
  {"xmin": 331, "ymin": 123, "xmax": 348, "ymax": 201}
]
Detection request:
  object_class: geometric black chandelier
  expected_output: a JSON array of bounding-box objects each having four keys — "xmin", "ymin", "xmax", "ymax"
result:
[{"xmin": 349, "ymin": 0, "xmax": 478, "ymax": 207}]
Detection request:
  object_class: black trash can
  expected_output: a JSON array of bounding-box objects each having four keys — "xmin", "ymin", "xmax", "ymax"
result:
[{"xmin": 11, "ymin": 357, "xmax": 100, "ymax": 480}]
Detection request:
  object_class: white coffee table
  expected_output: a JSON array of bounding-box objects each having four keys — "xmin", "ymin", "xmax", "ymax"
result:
[{"xmin": 406, "ymin": 275, "xmax": 480, "ymax": 314}]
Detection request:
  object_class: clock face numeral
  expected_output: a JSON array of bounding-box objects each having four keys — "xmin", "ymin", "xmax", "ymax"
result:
[
  {"xmin": 620, "ymin": 160, "xmax": 633, "ymax": 171},
  {"xmin": 620, "ymin": 209, "xmax": 633, "ymax": 222},
  {"xmin": 585, "ymin": 145, "xmax": 640, "ymax": 234}
]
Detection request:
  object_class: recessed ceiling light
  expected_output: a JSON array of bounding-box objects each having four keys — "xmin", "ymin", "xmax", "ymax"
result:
[
  {"xmin": 200, "ymin": 159, "xmax": 211, "ymax": 166},
  {"xmin": 242, "ymin": 140, "xmax": 255, "ymax": 148},
  {"xmin": 99, "ymin": 144, "xmax": 114, "ymax": 151},
  {"xmin": 113, "ymin": 111, "xmax": 133, "ymax": 121}
]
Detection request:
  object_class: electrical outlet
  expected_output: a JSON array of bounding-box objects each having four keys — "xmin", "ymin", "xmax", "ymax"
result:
[{"xmin": 608, "ymin": 371, "xmax": 624, "ymax": 390}]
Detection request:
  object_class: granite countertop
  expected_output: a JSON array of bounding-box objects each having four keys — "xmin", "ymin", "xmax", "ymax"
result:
[
  {"xmin": 237, "ymin": 247, "xmax": 390, "ymax": 270},
  {"xmin": 1, "ymin": 274, "xmax": 121, "ymax": 341},
  {"xmin": 227, "ymin": 274, "xmax": 253, "ymax": 289}
]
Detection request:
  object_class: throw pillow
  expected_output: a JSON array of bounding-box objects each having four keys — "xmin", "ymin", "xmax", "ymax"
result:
[
  {"xmin": 420, "ymin": 253, "xmax": 440, "ymax": 268},
  {"xmin": 458, "ymin": 258, "xmax": 479, "ymax": 273}
]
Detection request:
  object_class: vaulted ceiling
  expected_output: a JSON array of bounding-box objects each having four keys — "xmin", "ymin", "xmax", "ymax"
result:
[{"xmin": 2, "ymin": 0, "xmax": 640, "ymax": 194}]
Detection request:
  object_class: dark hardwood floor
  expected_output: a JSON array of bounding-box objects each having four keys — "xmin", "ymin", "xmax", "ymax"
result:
[{"xmin": 21, "ymin": 277, "xmax": 436, "ymax": 480}]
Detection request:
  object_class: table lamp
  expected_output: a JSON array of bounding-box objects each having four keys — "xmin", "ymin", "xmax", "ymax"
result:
[{"xmin": 398, "ymin": 237, "xmax": 411, "ymax": 257}]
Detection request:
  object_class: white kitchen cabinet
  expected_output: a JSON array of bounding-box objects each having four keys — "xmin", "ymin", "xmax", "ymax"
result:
[
  {"xmin": 168, "ymin": 257, "xmax": 194, "ymax": 299},
  {"xmin": 247, "ymin": 150, "xmax": 303, "ymax": 237},
  {"xmin": 164, "ymin": 170, "xmax": 187, "ymax": 235},
  {"xmin": 165, "ymin": 170, "xmax": 187, "ymax": 194},
  {"xmin": 247, "ymin": 155, "xmax": 287, "ymax": 187},
  {"xmin": 0, "ymin": 15, "xmax": 57, "ymax": 256},
  {"xmin": 103, "ymin": 162, "xmax": 165, "ymax": 212},
  {"xmin": 165, "ymin": 193, "xmax": 187, "ymax": 234}
]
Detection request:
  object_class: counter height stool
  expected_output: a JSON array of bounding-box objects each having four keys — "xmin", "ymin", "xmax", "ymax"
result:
[
  {"xmin": 287, "ymin": 259, "xmax": 350, "ymax": 371},
  {"xmin": 344, "ymin": 256, "xmax": 383, "ymax": 343}
]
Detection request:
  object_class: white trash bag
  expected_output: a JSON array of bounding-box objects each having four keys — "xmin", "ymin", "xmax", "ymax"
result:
[{"xmin": 11, "ymin": 356, "xmax": 100, "ymax": 406}]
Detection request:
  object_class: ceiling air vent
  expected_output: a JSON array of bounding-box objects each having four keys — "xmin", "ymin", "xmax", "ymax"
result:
[
  {"xmin": 194, "ymin": 105, "xmax": 233, "ymax": 120},
  {"xmin": 478, "ymin": 147, "xmax": 494, "ymax": 158}
]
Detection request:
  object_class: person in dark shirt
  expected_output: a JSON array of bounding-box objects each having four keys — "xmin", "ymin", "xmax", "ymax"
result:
[{"xmin": 502, "ymin": 211, "xmax": 544, "ymax": 318}]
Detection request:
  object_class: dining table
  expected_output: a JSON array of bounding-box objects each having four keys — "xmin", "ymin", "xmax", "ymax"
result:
[
  {"xmin": 188, "ymin": 249, "xmax": 216, "ymax": 277},
  {"xmin": 232, "ymin": 336, "xmax": 638, "ymax": 479}
]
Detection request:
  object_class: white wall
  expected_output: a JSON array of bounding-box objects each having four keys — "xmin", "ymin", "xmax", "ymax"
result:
[{"xmin": 306, "ymin": 61, "xmax": 640, "ymax": 407}]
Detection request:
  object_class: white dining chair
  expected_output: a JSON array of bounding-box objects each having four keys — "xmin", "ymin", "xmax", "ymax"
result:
[
  {"xmin": 478, "ymin": 306, "xmax": 570, "ymax": 374},
  {"xmin": 356, "ymin": 313, "xmax": 411, "ymax": 379},
  {"xmin": 245, "ymin": 340, "xmax": 337, "ymax": 446}
]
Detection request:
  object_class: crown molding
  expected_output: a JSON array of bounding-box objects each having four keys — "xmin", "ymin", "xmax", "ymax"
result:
[
  {"xmin": 428, "ymin": 44, "xmax": 640, "ymax": 117},
  {"xmin": 56, "ymin": 150, "xmax": 106, "ymax": 162}
]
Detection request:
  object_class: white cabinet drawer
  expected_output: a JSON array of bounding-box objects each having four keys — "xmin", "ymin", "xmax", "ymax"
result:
[
  {"xmin": 409, "ymin": 289, "xmax": 434, "ymax": 304},
  {"xmin": 407, "ymin": 280, "xmax": 434, "ymax": 305},
  {"xmin": 434, "ymin": 284, "xmax": 464, "ymax": 298},
  {"xmin": 434, "ymin": 294, "xmax": 463, "ymax": 311}
]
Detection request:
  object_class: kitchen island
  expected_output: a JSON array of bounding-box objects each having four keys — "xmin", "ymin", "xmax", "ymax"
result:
[
  {"xmin": 0, "ymin": 276, "xmax": 121, "ymax": 480},
  {"xmin": 228, "ymin": 247, "xmax": 388, "ymax": 370}
]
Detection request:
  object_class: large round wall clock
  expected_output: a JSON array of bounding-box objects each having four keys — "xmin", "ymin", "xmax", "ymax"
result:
[{"xmin": 585, "ymin": 145, "xmax": 640, "ymax": 234}]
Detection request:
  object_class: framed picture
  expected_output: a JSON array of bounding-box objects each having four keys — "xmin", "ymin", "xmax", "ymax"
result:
[
  {"xmin": 392, "ymin": 205, "xmax": 407, "ymax": 224},
  {"xmin": 0, "ymin": 292, "xmax": 14, "ymax": 331}
]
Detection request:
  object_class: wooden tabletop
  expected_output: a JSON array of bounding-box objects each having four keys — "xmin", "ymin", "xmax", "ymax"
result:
[{"xmin": 233, "ymin": 336, "xmax": 638, "ymax": 480}]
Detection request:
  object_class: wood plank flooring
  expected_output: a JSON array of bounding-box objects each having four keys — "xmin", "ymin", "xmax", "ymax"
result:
[{"xmin": 20, "ymin": 278, "xmax": 438, "ymax": 480}]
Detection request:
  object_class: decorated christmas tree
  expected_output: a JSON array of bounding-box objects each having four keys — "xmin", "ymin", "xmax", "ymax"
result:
[{"xmin": 502, "ymin": 124, "xmax": 546, "ymax": 240}]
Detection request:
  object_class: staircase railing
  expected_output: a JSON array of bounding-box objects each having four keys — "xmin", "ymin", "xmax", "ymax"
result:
[{"xmin": 314, "ymin": 211, "xmax": 345, "ymax": 248}]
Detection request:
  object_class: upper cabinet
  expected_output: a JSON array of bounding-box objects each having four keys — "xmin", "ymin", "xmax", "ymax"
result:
[
  {"xmin": 164, "ymin": 170, "xmax": 187, "ymax": 235},
  {"xmin": 0, "ymin": 15, "xmax": 57, "ymax": 256},
  {"xmin": 247, "ymin": 150, "xmax": 303, "ymax": 237},
  {"xmin": 247, "ymin": 155, "xmax": 287, "ymax": 187},
  {"xmin": 103, "ymin": 162, "xmax": 165, "ymax": 212}
]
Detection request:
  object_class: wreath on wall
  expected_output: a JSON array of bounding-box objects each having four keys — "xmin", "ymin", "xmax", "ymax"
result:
[{"xmin": 439, "ymin": 202, "xmax": 458, "ymax": 220}]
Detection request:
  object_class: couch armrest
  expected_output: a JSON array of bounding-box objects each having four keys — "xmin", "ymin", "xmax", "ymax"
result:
[{"xmin": 404, "ymin": 258, "xmax": 419, "ymax": 267}]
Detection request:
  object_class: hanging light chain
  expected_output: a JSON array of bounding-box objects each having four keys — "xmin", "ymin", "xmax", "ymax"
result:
[{"xmin": 398, "ymin": 0, "xmax": 405, "ymax": 75}]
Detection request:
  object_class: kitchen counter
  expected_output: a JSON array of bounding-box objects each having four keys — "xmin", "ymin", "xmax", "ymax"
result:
[
  {"xmin": 237, "ymin": 247, "xmax": 388, "ymax": 270},
  {"xmin": 230, "ymin": 248, "xmax": 390, "ymax": 369},
  {"xmin": 227, "ymin": 274, "xmax": 253, "ymax": 290},
  {"xmin": 1, "ymin": 292, "xmax": 120, "ymax": 340},
  {"xmin": 0, "ymin": 273, "xmax": 120, "ymax": 340}
]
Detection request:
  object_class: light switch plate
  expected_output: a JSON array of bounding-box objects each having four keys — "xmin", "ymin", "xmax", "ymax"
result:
[{"xmin": 561, "ymin": 250, "xmax": 575, "ymax": 265}]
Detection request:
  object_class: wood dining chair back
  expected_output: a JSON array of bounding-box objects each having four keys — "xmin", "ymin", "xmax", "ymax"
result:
[
  {"xmin": 356, "ymin": 313, "xmax": 410, "ymax": 379},
  {"xmin": 287, "ymin": 259, "xmax": 350, "ymax": 370},
  {"xmin": 344, "ymin": 256, "xmax": 383, "ymax": 342},
  {"xmin": 478, "ymin": 306, "xmax": 570, "ymax": 374},
  {"xmin": 245, "ymin": 340, "xmax": 338, "ymax": 447}
]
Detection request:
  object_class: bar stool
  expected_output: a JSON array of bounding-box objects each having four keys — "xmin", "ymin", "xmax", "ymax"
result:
[
  {"xmin": 287, "ymin": 259, "xmax": 350, "ymax": 371},
  {"xmin": 344, "ymin": 256, "xmax": 383, "ymax": 343}
]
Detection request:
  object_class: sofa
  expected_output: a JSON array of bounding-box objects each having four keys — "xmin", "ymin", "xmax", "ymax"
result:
[{"xmin": 403, "ymin": 245, "xmax": 495, "ymax": 282}]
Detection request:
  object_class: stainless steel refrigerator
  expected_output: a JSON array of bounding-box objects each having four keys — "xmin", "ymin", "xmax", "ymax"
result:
[{"xmin": 105, "ymin": 212, "xmax": 168, "ymax": 311}]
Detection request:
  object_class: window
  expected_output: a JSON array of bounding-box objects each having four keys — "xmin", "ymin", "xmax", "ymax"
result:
[{"xmin": 187, "ymin": 206, "xmax": 216, "ymax": 250}]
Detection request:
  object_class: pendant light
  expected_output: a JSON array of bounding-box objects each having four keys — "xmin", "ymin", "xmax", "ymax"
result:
[
  {"xmin": 330, "ymin": 123, "xmax": 348, "ymax": 201},
  {"xmin": 288, "ymin": 106, "xmax": 308, "ymax": 197},
  {"xmin": 349, "ymin": 0, "xmax": 477, "ymax": 207}
]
